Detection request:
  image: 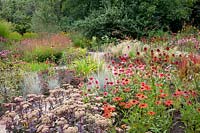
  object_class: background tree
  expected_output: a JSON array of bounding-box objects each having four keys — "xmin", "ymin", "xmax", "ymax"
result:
[
  {"xmin": 0, "ymin": 0, "xmax": 37, "ymax": 34},
  {"xmin": 0, "ymin": 0, "xmax": 198, "ymax": 38}
]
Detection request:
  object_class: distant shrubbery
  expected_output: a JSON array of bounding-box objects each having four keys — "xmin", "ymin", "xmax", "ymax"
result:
[
  {"xmin": 0, "ymin": 0, "xmax": 200, "ymax": 40},
  {"xmin": 23, "ymin": 32, "xmax": 38, "ymax": 39},
  {"xmin": 8, "ymin": 32, "xmax": 22, "ymax": 41}
]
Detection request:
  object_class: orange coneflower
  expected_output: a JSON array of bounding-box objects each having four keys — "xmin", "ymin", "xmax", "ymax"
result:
[
  {"xmin": 119, "ymin": 102, "xmax": 126, "ymax": 107},
  {"xmin": 103, "ymin": 105, "xmax": 115, "ymax": 112},
  {"xmin": 159, "ymin": 93, "xmax": 168, "ymax": 98},
  {"xmin": 103, "ymin": 112, "xmax": 112, "ymax": 118},
  {"xmin": 112, "ymin": 97, "xmax": 123, "ymax": 102},
  {"xmin": 164, "ymin": 100, "xmax": 173, "ymax": 107},
  {"xmin": 155, "ymin": 100, "xmax": 162, "ymax": 105},
  {"xmin": 129, "ymin": 99, "xmax": 139, "ymax": 105},
  {"xmin": 123, "ymin": 88, "xmax": 131, "ymax": 92},
  {"xmin": 124, "ymin": 102, "xmax": 133, "ymax": 109},
  {"xmin": 155, "ymin": 83, "xmax": 163, "ymax": 87},
  {"xmin": 139, "ymin": 103, "xmax": 148, "ymax": 109},
  {"xmin": 147, "ymin": 111, "xmax": 156, "ymax": 116},
  {"xmin": 136, "ymin": 93, "xmax": 148, "ymax": 100},
  {"xmin": 140, "ymin": 85, "xmax": 151, "ymax": 91}
]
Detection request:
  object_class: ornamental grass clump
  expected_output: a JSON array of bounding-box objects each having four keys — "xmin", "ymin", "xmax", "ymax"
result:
[{"xmin": 16, "ymin": 33, "xmax": 71, "ymax": 63}]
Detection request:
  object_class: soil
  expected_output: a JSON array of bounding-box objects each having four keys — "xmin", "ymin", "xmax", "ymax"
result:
[{"xmin": 170, "ymin": 110, "xmax": 185, "ymax": 133}]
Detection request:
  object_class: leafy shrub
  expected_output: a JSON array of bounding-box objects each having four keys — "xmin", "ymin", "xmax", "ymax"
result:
[
  {"xmin": 74, "ymin": 0, "xmax": 195, "ymax": 38},
  {"xmin": 0, "ymin": 20, "xmax": 12, "ymax": 38},
  {"xmin": 8, "ymin": 32, "xmax": 22, "ymax": 42},
  {"xmin": 23, "ymin": 32, "xmax": 39, "ymax": 39},
  {"xmin": 0, "ymin": 0, "xmax": 36, "ymax": 34}
]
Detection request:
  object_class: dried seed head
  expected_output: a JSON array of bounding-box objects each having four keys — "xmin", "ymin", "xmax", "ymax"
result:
[{"xmin": 63, "ymin": 126, "xmax": 78, "ymax": 133}]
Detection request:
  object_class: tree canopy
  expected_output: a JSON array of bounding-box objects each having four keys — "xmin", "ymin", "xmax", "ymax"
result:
[{"xmin": 0, "ymin": 0, "xmax": 199, "ymax": 38}]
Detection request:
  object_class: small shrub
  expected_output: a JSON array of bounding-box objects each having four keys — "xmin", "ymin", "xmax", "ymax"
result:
[
  {"xmin": 23, "ymin": 32, "xmax": 39, "ymax": 39},
  {"xmin": 8, "ymin": 32, "xmax": 22, "ymax": 42},
  {"xmin": 69, "ymin": 32, "xmax": 90, "ymax": 48},
  {"xmin": 0, "ymin": 20, "xmax": 12, "ymax": 38}
]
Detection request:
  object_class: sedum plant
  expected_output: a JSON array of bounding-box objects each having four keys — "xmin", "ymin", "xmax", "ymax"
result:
[{"xmin": 3, "ymin": 85, "xmax": 112, "ymax": 132}]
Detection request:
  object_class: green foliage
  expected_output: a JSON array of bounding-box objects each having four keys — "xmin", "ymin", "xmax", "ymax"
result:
[
  {"xmin": 70, "ymin": 56, "xmax": 104, "ymax": 77},
  {"xmin": 189, "ymin": 0, "xmax": 200, "ymax": 29},
  {"xmin": 0, "ymin": 0, "xmax": 37, "ymax": 34},
  {"xmin": 23, "ymin": 47, "xmax": 62, "ymax": 63},
  {"xmin": 0, "ymin": 61, "xmax": 24, "ymax": 102},
  {"xmin": 23, "ymin": 32, "xmax": 38, "ymax": 39},
  {"xmin": 59, "ymin": 47, "xmax": 87, "ymax": 65},
  {"xmin": 178, "ymin": 25, "xmax": 199, "ymax": 37},
  {"xmin": 181, "ymin": 105, "xmax": 200, "ymax": 132},
  {"xmin": 8, "ymin": 32, "xmax": 22, "ymax": 42},
  {"xmin": 148, "ymin": 29, "xmax": 169, "ymax": 39},
  {"xmin": 69, "ymin": 32, "xmax": 90, "ymax": 48},
  {"xmin": 31, "ymin": 1, "xmax": 60, "ymax": 33},
  {"xmin": 0, "ymin": 0, "xmax": 199, "ymax": 40},
  {"xmin": 23, "ymin": 62, "xmax": 50, "ymax": 72},
  {"xmin": 75, "ymin": 0, "xmax": 196, "ymax": 38},
  {"xmin": 0, "ymin": 20, "xmax": 12, "ymax": 38}
]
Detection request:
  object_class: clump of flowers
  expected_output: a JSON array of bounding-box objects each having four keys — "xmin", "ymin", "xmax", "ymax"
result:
[
  {"xmin": 0, "ymin": 50, "xmax": 11, "ymax": 59},
  {"xmin": 2, "ymin": 84, "xmax": 111, "ymax": 132},
  {"xmin": 84, "ymin": 43, "xmax": 200, "ymax": 132}
]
